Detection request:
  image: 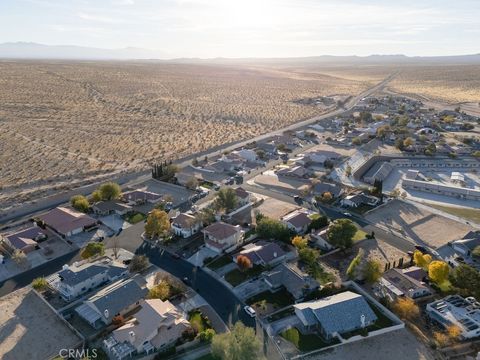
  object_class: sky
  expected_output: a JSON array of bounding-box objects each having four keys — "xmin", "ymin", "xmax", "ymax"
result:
[{"xmin": 1, "ymin": 0, "xmax": 479, "ymax": 58}]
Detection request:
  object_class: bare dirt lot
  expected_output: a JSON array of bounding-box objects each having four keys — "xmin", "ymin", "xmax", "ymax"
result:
[
  {"xmin": 0, "ymin": 287, "xmax": 82, "ymax": 360},
  {"xmin": 0, "ymin": 61, "xmax": 369, "ymax": 209},
  {"xmin": 254, "ymin": 197, "xmax": 299, "ymax": 220},
  {"xmin": 365, "ymin": 200, "xmax": 473, "ymax": 248},
  {"xmin": 306, "ymin": 329, "xmax": 435, "ymax": 360}
]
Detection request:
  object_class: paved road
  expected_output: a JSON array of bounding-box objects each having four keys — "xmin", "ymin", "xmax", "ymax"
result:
[
  {"xmin": 137, "ymin": 241, "xmax": 256, "ymax": 329},
  {"xmin": 0, "ymin": 249, "xmax": 80, "ymax": 297}
]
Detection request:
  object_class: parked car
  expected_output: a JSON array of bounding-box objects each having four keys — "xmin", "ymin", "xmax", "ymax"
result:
[
  {"xmin": 182, "ymin": 277, "xmax": 191, "ymax": 286},
  {"xmin": 293, "ymin": 195, "xmax": 303, "ymax": 204},
  {"xmin": 244, "ymin": 305, "xmax": 256, "ymax": 318},
  {"xmin": 414, "ymin": 245, "xmax": 428, "ymax": 254},
  {"xmin": 171, "ymin": 253, "xmax": 181, "ymax": 260},
  {"xmin": 342, "ymin": 212, "xmax": 352, "ymax": 217}
]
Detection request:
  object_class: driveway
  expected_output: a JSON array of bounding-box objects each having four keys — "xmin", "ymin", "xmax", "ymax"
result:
[{"xmin": 233, "ymin": 278, "xmax": 270, "ymax": 301}]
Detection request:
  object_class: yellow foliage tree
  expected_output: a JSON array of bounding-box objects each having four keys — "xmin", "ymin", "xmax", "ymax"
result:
[
  {"xmin": 413, "ymin": 250, "xmax": 432, "ymax": 269},
  {"xmin": 446, "ymin": 325, "xmax": 461, "ymax": 340},
  {"xmin": 144, "ymin": 209, "xmax": 170, "ymax": 239},
  {"xmin": 291, "ymin": 236, "xmax": 308, "ymax": 249},
  {"xmin": 433, "ymin": 331, "xmax": 449, "ymax": 348},
  {"xmin": 428, "ymin": 260, "xmax": 450, "ymax": 284},
  {"xmin": 392, "ymin": 297, "xmax": 420, "ymax": 321}
]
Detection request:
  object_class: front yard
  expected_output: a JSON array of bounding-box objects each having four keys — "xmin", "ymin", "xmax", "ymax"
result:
[
  {"xmin": 205, "ymin": 255, "xmax": 233, "ymax": 270},
  {"xmin": 188, "ymin": 309, "xmax": 213, "ymax": 333},
  {"xmin": 122, "ymin": 211, "xmax": 146, "ymax": 224},
  {"xmin": 247, "ymin": 287, "xmax": 295, "ymax": 313},
  {"xmin": 352, "ymin": 228, "xmax": 368, "ymax": 242},
  {"xmin": 224, "ymin": 265, "xmax": 264, "ymax": 287}
]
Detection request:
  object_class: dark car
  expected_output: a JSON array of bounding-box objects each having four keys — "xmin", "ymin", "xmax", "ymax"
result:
[
  {"xmin": 293, "ymin": 195, "xmax": 303, "ymax": 204},
  {"xmin": 122, "ymin": 259, "xmax": 132, "ymax": 265},
  {"xmin": 414, "ymin": 245, "xmax": 428, "ymax": 254},
  {"xmin": 171, "ymin": 253, "xmax": 181, "ymax": 259},
  {"xmin": 182, "ymin": 277, "xmax": 191, "ymax": 285}
]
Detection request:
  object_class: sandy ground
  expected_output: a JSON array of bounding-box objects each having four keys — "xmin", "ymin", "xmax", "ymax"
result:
[
  {"xmin": 365, "ymin": 200, "xmax": 473, "ymax": 248},
  {"xmin": 306, "ymin": 329, "xmax": 435, "ymax": 360},
  {"xmin": 0, "ymin": 287, "xmax": 82, "ymax": 360},
  {"xmin": 254, "ymin": 197, "xmax": 299, "ymax": 220},
  {"xmin": 322, "ymin": 238, "xmax": 407, "ymax": 281},
  {"xmin": 0, "ymin": 61, "xmax": 368, "ymax": 209}
]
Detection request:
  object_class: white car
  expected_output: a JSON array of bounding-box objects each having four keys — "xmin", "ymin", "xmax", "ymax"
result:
[
  {"xmin": 343, "ymin": 212, "xmax": 352, "ymax": 217},
  {"xmin": 244, "ymin": 305, "xmax": 256, "ymax": 318}
]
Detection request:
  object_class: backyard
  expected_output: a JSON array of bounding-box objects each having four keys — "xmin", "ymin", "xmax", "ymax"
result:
[{"xmin": 281, "ymin": 327, "xmax": 339, "ymax": 352}]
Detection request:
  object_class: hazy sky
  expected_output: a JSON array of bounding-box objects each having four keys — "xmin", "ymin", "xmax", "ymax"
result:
[{"xmin": 1, "ymin": 0, "xmax": 479, "ymax": 58}]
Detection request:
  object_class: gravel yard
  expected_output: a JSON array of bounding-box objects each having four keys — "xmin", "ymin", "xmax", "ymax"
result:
[
  {"xmin": 305, "ymin": 329, "xmax": 435, "ymax": 360},
  {"xmin": 365, "ymin": 200, "xmax": 473, "ymax": 248}
]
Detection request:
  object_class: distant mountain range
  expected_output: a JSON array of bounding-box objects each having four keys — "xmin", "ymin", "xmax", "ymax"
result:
[
  {"xmin": 1, "ymin": 42, "xmax": 479, "ymax": 64},
  {"xmin": 0, "ymin": 42, "xmax": 165, "ymax": 60}
]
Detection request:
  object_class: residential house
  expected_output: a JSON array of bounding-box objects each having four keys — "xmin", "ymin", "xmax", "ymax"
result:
[
  {"xmin": 0, "ymin": 226, "xmax": 46, "ymax": 254},
  {"xmin": 305, "ymin": 151, "xmax": 340, "ymax": 165},
  {"xmin": 202, "ymin": 222, "xmax": 244, "ymax": 253},
  {"xmin": 313, "ymin": 183, "xmax": 343, "ymax": 198},
  {"xmin": 232, "ymin": 149, "xmax": 257, "ymax": 162},
  {"xmin": 235, "ymin": 187, "xmax": 251, "ymax": 206},
  {"xmin": 76, "ymin": 278, "xmax": 148, "ymax": 329},
  {"xmin": 123, "ymin": 190, "xmax": 162, "ymax": 205},
  {"xmin": 263, "ymin": 262, "xmax": 319, "ymax": 300},
  {"xmin": 377, "ymin": 267, "xmax": 431, "ymax": 301},
  {"xmin": 106, "ymin": 299, "xmax": 191, "ymax": 358},
  {"xmin": 427, "ymin": 295, "xmax": 480, "ymax": 339},
  {"xmin": 256, "ymin": 142, "xmax": 277, "ymax": 155},
  {"xmin": 276, "ymin": 165, "xmax": 308, "ymax": 178},
  {"xmin": 294, "ymin": 291, "xmax": 377, "ymax": 340},
  {"xmin": 281, "ymin": 210, "xmax": 312, "ymax": 234},
  {"xmin": 37, "ymin": 207, "xmax": 97, "ymax": 237},
  {"xmin": 171, "ymin": 213, "xmax": 202, "ymax": 238},
  {"xmin": 235, "ymin": 241, "xmax": 289, "ymax": 268},
  {"xmin": 92, "ymin": 200, "xmax": 132, "ymax": 216},
  {"xmin": 310, "ymin": 228, "xmax": 335, "ymax": 252},
  {"xmin": 56, "ymin": 260, "xmax": 128, "ymax": 301},
  {"xmin": 341, "ymin": 193, "xmax": 380, "ymax": 208}
]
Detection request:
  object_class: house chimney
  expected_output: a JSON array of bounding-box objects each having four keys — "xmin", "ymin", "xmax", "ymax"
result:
[{"xmin": 104, "ymin": 309, "xmax": 109, "ymax": 319}]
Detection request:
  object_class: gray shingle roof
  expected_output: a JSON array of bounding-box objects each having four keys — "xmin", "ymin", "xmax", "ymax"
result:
[
  {"xmin": 89, "ymin": 278, "xmax": 148, "ymax": 321},
  {"xmin": 59, "ymin": 264, "xmax": 109, "ymax": 286},
  {"xmin": 294, "ymin": 291, "xmax": 377, "ymax": 336}
]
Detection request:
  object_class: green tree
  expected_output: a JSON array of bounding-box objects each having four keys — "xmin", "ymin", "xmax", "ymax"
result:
[
  {"xmin": 70, "ymin": 195, "xmax": 90, "ymax": 212},
  {"xmin": 198, "ymin": 328, "xmax": 216, "ymax": 343},
  {"xmin": 308, "ymin": 214, "xmax": 329, "ymax": 231},
  {"xmin": 98, "ymin": 182, "xmax": 122, "ymax": 200},
  {"xmin": 145, "ymin": 209, "xmax": 170, "ymax": 239},
  {"xmin": 255, "ymin": 217, "xmax": 291, "ymax": 243},
  {"xmin": 326, "ymin": 219, "xmax": 357, "ymax": 250},
  {"xmin": 196, "ymin": 207, "xmax": 216, "ymax": 226},
  {"xmin": 148, "ymin": 281, "xmax": 171, "ymax": 300},
  {"xmin": 91, "ymin": 190, "xmax": 102, "ymax": 203},
  {"xmin": 81, "ymin": 242, "xmax": 105, "ymax": 259},
  {"xmin": 129, "ymin": 255, "xmax": 149, "ymax": 273},
  {"xmin": 214, "ymin": 188, "xmax": 238, "ymax": 213},
  {"xmin": 363, "ymin": 259, "xmax": 382, "ymax": 283},
  {"xmin": 345, "ymin": 165, "xmax": 352, "ymax": 177},
  {"xmin": 450, "ymin": 264, "xmax": 480, "ymax": 299},
  {"xmin": 211, "ymin": 322, "xmax": 264, "ymax": 360},
  {"xmin": 32, "ymin": 277, "xmax": 48, "ymax": 291},
  {"xmin": 299, "ymin": 247, "xmax": 318, "ymax": 265}
]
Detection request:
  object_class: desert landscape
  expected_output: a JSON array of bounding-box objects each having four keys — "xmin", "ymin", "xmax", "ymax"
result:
[{"xmin": 1, "ymin": 60, "xmax": 480, "ymax": 209}]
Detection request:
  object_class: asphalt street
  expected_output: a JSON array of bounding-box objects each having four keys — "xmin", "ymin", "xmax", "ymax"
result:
[{"xmin": 137, "ymin": 241, "xmax": 256, "ymax": 328}]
